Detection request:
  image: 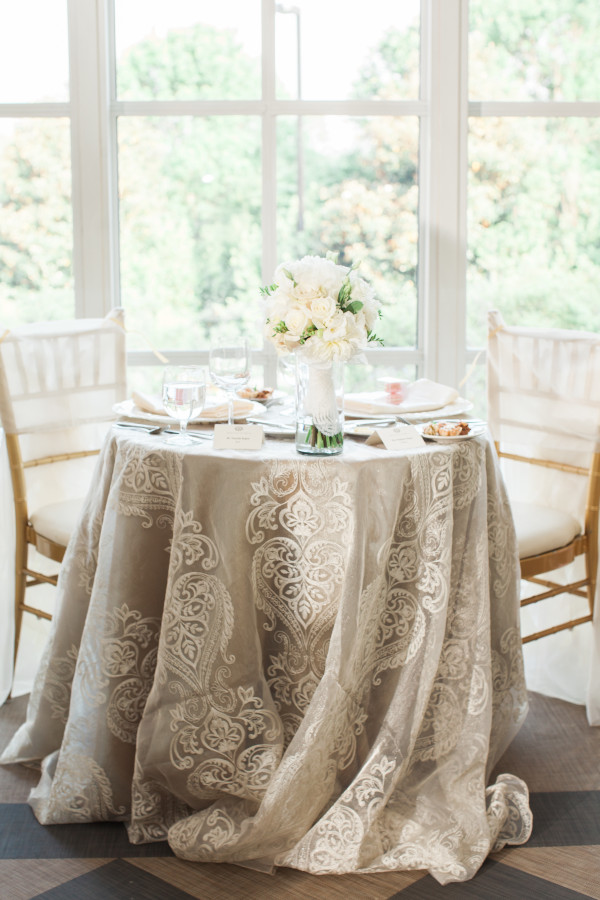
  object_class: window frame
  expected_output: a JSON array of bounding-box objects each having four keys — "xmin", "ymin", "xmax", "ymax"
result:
[{"xmin": 16, "ymin": 1, "xmax": 600, "ymax": 393}]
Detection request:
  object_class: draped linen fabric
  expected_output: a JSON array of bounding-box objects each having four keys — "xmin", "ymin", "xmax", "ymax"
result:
[
  {"xmin": 1, "ymin": 432, "xmax": 531, "ymax": 885},
  {"xmin": 0, "ymin": 310, "xmax": 128, "ymax": 704},
  {"xmin": 487, "ymin": 311, "xmax": 600, "ymax": 724}
]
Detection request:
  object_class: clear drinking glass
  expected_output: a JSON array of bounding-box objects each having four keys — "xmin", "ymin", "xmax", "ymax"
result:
[
  {"xmin": 208, "ymin": 339, "xmax": 251, "ymax": 425},
  {"xmin": 161, "ymin": 365, "xmax": 207, "ymax": 444}
]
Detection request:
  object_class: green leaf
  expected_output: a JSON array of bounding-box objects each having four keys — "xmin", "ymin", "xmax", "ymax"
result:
[
  {"xmin": 260, "ymin": 282, "xmax": 278, "ymax": 296},
  {"xmin": 367, "ymin": 330, "xmax": 384, "ymax": 346},
  {"xmin": 346, "ymin": 300, "xmax": 364, "ymax": 314}
]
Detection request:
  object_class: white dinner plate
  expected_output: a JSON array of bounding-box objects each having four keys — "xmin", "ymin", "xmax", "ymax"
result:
[
  {"xmin": 343, "ymin": 397, "xmax": 474, "ymax": 422},
  {"xmin": 416, "ymin": 422, "xmax": 486, "ymax": 443},
  {"xmin": 113, "ymin": 398, "xmax": 263, "ymax": 425}
]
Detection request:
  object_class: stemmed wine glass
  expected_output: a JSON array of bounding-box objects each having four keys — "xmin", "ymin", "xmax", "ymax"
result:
[
  {"xmin": 162, "ymin": 365, "xmax": 207, "ymax": 444},
  {"xmin": 208, "ymin": 339, "xmax": 251, "ymax": 425}
]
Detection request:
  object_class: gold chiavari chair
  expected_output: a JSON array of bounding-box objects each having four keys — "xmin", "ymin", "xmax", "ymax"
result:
[
  {"xmin": 0, "ymin": 309, "xmax": 127, "ymax": 671},
  {"xmin": 487, "ymin": 310, "xmax": 600, "ymax": 643}
]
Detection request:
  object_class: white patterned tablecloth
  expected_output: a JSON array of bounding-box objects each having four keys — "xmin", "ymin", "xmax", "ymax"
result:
[{"xmin": 0, "ymin": 430, "xmax": 532, "ymax": 884}]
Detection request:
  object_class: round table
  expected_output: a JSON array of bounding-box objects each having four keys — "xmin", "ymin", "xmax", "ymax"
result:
[{"xmin": 1, "ymin": 428, "xmax": 532, "ymax": 884}]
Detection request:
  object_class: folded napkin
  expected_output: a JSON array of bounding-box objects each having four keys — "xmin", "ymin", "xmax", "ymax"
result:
[
  {"xmin": 344, "ymin": 379, "xmax": 459, "ymax": 416},
  {"xmin": 131, "ymin": 390, "xmax": 253, "ymax": 421}
]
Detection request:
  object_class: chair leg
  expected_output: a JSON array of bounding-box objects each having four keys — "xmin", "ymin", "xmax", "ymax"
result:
[
  {"xmin": 585, "ymin": 537, "xmax": 598, "ymax": 619},
  {"xmin": 13, "ymin": 531, "xmax": 28, "ymax": 672}
]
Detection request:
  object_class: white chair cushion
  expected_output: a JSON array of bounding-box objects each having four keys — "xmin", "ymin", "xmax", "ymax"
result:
[
  {"xmin": 512, "ymin": 501, "xmax": 582, "ymax": 559},
  {"xmin": 30, "ymin": 498, "xmax": 83, "ymax": 548}
]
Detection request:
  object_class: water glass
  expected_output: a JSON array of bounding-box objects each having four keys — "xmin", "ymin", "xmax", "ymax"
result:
[
  {"xmin": 162, "ymin": 365, "xmax": 207, "ymax": 444},
  {"xmin": 208, "ymin": 339, "xmax": 251, "ymax": 425}
]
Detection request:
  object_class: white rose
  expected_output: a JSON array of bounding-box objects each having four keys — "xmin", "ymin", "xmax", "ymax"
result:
[
  {"xmin": 285, "ymin": 306, "xmax": 311, "ymax": 337},
  {"xmin": 309, "ymin": 294, "xmax": 337, "ymax": 327}
]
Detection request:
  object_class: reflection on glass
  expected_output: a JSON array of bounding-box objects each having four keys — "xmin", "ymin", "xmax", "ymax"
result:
[
  {"xmin": 0, "ymin": 1, "xmax": 69, "ymax": 103},
  {"xmin": 469, "ymin": 1, "xmax": 600, "ymax": 101},
  {"xmin": 118, "ymin": 116, "xmax": 261, "ymax": 349},
  {"xmin": 209, "ymin": 338, "xmax": 251, "ymax": 425},
  {"xmin": 276, "ymin": 0, "xmax": 420, "ymax": 101},
  {"xmin": 162, "ymin": 365, "xmax": 207, "ymax": 444},
  {"xmin": 277, "ymin": 115, "xmax": 419, "ymax": 348},
  {"xmin": 115, "ymin": 0, "xmax": 261, "ymax": 100},
  {"xmin": 467, "ymin": 117, "xmax": 600, "ymax": 346},
  {"xmin": 0, "ymin": 119, "xmax": 74, "ymax": 326}
]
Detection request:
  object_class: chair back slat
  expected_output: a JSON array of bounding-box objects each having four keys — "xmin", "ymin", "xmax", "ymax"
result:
[
  {"xmin": 0, "ymin": 309, "xmax": 127, "ymax": 515},
  {"xmin": 487, "ymin": 311, "xmax": 600, "ymax": 524},
  {"xmin": 0, "ymin": 310, "xmax": 127, "ymax": 439}
]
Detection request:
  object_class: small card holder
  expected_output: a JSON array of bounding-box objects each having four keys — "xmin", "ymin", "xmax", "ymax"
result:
[
  {"xmin": 366, "ymin": 424, "xmax": 426, "ymax": 450},
  {"xmin": 213, "ymin": 424, "xmax": 264, "ymax": 450}
]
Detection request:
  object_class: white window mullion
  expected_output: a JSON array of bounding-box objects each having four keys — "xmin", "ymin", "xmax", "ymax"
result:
[
  {"xmin": 101, "ymin": 0, "xmax": 121, "ymax": 312},
  {"xmin": 262, "ymin": 0, "xmax": 278, "ymax": 385},
  {"xmin": 423, "ymin": 0, "xmax": 468, "ymax": 387},
  {"xmin": 68, "ymin": 0, "xmax": 113, "ymax": 318}
]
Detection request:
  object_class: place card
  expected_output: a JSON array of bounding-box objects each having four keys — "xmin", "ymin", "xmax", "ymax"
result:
[
  {"xmin": 213, "ymin": 424, "xmax": 264, "ymax": 450},
  {"xmin": 366, "ymin": 424, "xmax": 426, "ymax": 450}
]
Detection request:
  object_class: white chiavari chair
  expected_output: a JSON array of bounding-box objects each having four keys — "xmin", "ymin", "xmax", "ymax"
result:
[
  {"xmin": 487, "ymin": 310, "xmax": 600, "ymax": 643},
  {"xmin": 0, "ymin": 309, "xmax": 127, "ymax": 672}
]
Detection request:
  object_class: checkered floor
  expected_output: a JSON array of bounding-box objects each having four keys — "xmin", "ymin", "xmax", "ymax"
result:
[{"xmin": 1, "ymin": 692, "xmax": 599, "ymax": 900}]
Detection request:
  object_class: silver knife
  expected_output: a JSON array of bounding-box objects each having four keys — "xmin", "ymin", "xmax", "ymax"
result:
[{"xmin": 114, "ymin": 421, "xmax": 162, "ymax": 434}]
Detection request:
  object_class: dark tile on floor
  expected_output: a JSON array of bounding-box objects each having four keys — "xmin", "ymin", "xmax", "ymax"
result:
[
  {"xmin": 31, "ymin": 859, "xmax": 197, "ymax": 899},
  {"xmin": 388, "ymin": 859, "xmax": 594, "ymax": 899},
  {"xmin": 0, "ymin": 804, "xmax": 174, "ymax": 860},
  {"xmin": 527, "ymin": 791, "xmax": 600, "ymax": 847}
]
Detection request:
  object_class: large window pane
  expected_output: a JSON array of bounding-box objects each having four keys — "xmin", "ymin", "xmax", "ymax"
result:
[
  {"xmin": 0, "ymin": 1, "xmax": 69, "ymax": 103},
  {"xmin": 467, "ymin": 117, "xmax": 600, "ymax": 346},
  {"xmin": 0, "ymin": 119, "xmax": 74, "ymax": 324},
  {"xmin": 118, "ymin": 116, "xmax": 261, "ymax": 349},
  {"xmin": 469, "ymin": 1, "xmax": 600, "ymax": 101},
  {"xmin": 115, "ymin": 0, "xmax": 261, "ymax": 100},
  {"xmin": 277, "ymin": 115, "xmax": 419, "ymax": 348},
  {"xmin": 276, "ymin": 0, "xmax": 420, "ymax": 101}
]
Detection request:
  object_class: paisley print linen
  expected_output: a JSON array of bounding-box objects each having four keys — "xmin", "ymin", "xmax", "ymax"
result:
[{"xmin": 1, "ymin": 433, "xmax": 531, "ymax": 884}]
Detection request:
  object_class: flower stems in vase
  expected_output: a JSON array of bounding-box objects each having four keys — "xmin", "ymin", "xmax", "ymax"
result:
[{"xmin": 304, "ymin": 424, "xmax": 344, "ymax": 450}]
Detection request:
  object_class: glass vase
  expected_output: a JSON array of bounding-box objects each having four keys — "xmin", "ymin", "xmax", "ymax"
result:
[{"xmin": 295, "ymin": 356, "xmax": 344, "ymax": 455}]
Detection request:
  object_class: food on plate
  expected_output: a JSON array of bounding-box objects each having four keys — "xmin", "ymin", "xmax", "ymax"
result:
[
  {"xmin": 237, "ymin": 386, "xmax": 274, "ymax": 401},
  {"xmin": 422, "ymin": 420, "xmax": 471, "ymax": 437}
]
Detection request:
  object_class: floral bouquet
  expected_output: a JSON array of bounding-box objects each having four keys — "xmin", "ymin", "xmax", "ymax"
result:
[
  {"xmin": 261, "ymin": 254, "xmax": 382, "ymax": 361},
  {"xmin": 261, "ymin": 254, "xmax": 382, "ymax": 453}
]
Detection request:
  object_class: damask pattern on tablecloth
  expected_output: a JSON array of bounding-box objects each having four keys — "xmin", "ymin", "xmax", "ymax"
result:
[
  {"xmin": 1, "ymin": 434, "xmax": 532, "ymax": 885},
  {"xmin": 272, "ymin": 443, "xmax": 531, "ymax": 882},
  {"xmin": 117, "ymin": 441, "xmax": 181, "ymax": 529},
  {"xmin": 129, "ymin": 477, "xmax": 283, "ymax": 843},
  {"xmin": 8, "ymin": 439, "xmax": 174, "ymax": 818},
  {"xmin": 247, "ymin": 459, "xmax": 353, "ymax": 745},
  {"xmin": 31, "ymin": 749, "xmax": 128, "ymax": 825}
]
